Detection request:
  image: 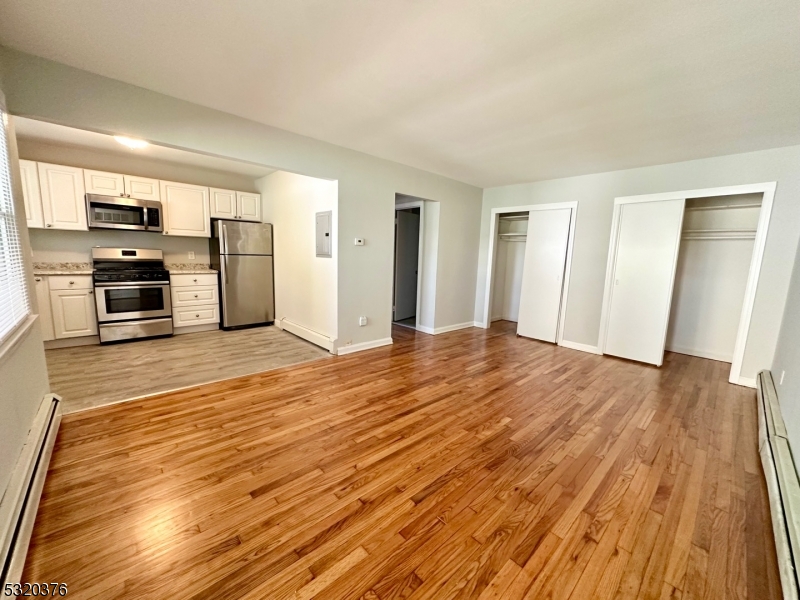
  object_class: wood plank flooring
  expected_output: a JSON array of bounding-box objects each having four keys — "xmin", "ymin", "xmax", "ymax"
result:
[
  {"xmin": 45, "ymin": 326, "xmax": 331, "ymax": 413},
  {"xmin": 23, "ymin": 322, "xmax": 780, "ymax": 599}
]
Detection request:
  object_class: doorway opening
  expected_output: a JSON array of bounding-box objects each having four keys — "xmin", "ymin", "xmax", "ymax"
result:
[
  {"xmin": 482, "ymin": 202, "xmax": 577, "ymax": 344},
  {"xmin": 666, "ymin": 193, "xmax": 763, "ymax": 363},
  {"xmin": 393, "ymin": 206, "xmax": 421, "ymax": 330}
]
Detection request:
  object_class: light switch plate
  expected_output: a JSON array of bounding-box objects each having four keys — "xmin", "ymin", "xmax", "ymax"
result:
[
  {"xmin": 359, "ymin": 316, "xmax": 367, "ymax": 326},
  {"xmin": 188, "ymin": 251, "xmax": 195, "ymax": 259}
]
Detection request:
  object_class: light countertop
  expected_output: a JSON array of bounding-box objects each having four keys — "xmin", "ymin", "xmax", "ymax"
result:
[
  {"xmin": 166, "ymin": 264, "xmax": 218, "ymax": 275},
  {"xmin": 33, "ymin": 262, "xmax": 93, "ymax": 276}
]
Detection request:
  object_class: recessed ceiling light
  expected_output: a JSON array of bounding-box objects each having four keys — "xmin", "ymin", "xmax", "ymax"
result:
[{"xmin": 113, "ymin": 135, "xmax": 149, "ymax": 149}]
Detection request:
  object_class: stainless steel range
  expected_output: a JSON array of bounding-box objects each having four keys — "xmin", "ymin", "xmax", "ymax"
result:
[{"xmin": 92, "ymin": 248, "xmax": 173, "ymax": 343}]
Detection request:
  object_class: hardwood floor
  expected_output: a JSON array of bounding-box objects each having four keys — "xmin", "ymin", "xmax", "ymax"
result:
[
  {"xmin": 45, "ymin": 326, "xmax": 331, "ymax": 413},
  {"xmin": 24, "ymin": 322, "xmax": 780, "ymax": 599}
]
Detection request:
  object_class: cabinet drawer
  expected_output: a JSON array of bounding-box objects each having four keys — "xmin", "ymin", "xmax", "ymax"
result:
[
  {"xmin": 170, "ymin": 273, "xmax": 217, "ymax": 287},
  {"xmin": 48, "ymin": 275, "xmax": 93, "ymax": 290},
  {"xmin": 172, "ymin": 285, "xmax": 218, "ymax": 307},
  {"xmin": 173, "ymin": 304, "xmax": 219, "ymax": 327}
]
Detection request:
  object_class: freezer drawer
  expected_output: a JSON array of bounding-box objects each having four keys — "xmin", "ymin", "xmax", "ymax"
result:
[{"xmin": 220, "ymin": 254, "xmax": 275, "ymax": 328}]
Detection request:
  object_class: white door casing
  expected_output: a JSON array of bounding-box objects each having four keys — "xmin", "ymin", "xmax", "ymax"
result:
[{"xmin": 516, "ymin": 208, "xmax": 572, "ymax": 343}]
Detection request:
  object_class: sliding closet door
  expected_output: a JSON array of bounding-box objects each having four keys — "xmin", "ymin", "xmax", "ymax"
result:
[
  {"xmin": 604, "ymin": 199, "xmax": 685, "ymax": 366},
  {"xmin": 516, "ymin": 208, "xmax": 572, "ymax": 342}
]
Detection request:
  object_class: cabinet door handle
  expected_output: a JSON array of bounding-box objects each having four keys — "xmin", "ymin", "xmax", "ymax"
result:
[
  {"xmin": 194, "ymin": 294, "xmax": 198, "ymax": 298},
  {"xmin": 195, "ymin": 314, "xmax": 200, "ymax": 318},
  {"xmin": 88, "ymin": 290, "xmax": 93, "ymax": 294},
  {"xmin": 69, "ymin": 280, "xmax": 75, "ymax": 285},
  {"xmin": 46, "ymin": 223, "xmax": 53, "ymax": 227},
  {"xmin": 35, "ymin": 277, "xmax": 41, "ymax": 282},
  {"xmin": 193, "ymin": 278, "xmax": 197, "ymax": 283}
]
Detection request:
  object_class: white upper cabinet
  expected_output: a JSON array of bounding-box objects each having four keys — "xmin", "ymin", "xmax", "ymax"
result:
[
  {"xmin": 210, "ymin": 189, "xmax": 261, "ymax": 221},
  {"xmin": 160, "ymin": 180, "xmax": 210, "ymax": 237},
  {"xmin": 237, "ymin": 192, "xmax": 261, "ymax": 222},
  {"xmin": 124, "ymin": 175, "xmax": 160, "ymax": 201},
  {"xmin": 19, "ymin": 159, "xmax": 44, "ymax": 229},
  {"xmin": 84, "ymin": 169, "xmax": 125, "ymax": 197},
  {"xmin": 37, "ymin": 163, "xmax": 88, "ymax": 231},
  {"xmin": 210, "ymin": 188, "xmax": 236, "ymax": 219}
]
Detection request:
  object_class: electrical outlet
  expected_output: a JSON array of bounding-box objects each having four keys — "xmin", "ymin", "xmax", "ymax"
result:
[
  {"xmin": 359, "ymin": 316, "xmax": 368, "ymax": 326},
  {"xmin": 188, "ymin": 251, "xmax": 196, "ymax": 260},
  {"xmin": 781, "ymin": 370, "xmax": 786, "ymax": 385},
  {"xmin": 354, "ymin": 238, "xmax": 365, "ymax": 246}
]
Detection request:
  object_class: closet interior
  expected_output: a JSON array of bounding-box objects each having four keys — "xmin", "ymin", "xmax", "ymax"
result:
[
  {"xmin": 490, "ymin": 212, "xmax": 528, "ymax": 323},
  {"xmin": 666, "ymin": 193, "xmax": 762, "ymax": 363}
]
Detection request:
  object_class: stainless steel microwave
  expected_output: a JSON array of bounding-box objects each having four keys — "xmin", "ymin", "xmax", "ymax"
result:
[{"xmin": 86, "ymin": 194, "xmax": 163, "ymax": 232}]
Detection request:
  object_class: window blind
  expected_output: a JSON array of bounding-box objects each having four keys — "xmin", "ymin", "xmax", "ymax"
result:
[{"xmin": 0, "ymin": 108, "xmax": 30, "ymax": 343}]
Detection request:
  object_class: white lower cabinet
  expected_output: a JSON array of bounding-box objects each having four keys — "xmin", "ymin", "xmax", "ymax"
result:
[
  {"xmin": 34, "ymin": 276, "xmax": 55, "ymax": 341},
  {"xmin": 170, "ymin": 273, "xmax": 220, "ymax": 331},
  {"xmin": 50, "ymin": 286, "xmax": 98, "ymax": 339}
]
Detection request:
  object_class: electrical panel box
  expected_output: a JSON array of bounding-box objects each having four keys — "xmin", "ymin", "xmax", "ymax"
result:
[{"xmin": 316, "ymin": 211, "xmax": 332, "ymax": 257}]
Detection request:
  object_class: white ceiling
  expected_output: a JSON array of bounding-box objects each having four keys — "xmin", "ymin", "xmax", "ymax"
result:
[
  {"xmin": 1, "ymin": 0, "xmax": 798, "ymax": 188},
  {"xmin": 13, "ymin": 117, "xmax": 276, "ymax": 179}
]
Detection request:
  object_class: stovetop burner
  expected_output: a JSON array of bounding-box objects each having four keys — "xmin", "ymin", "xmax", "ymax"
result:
[{"xmin": 91, "ymin": 248, "xmax": 170, "ymax": 284}]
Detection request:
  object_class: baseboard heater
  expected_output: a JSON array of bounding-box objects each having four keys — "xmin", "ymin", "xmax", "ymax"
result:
[
  {"xmin": 279, "ymin": 318, "xmax": 335, "ymax": 353},
  {"xmin": 758, "ymin": 371, "xmax": 800, "ymax": 599},
  {"xmin": 0, "ymin": 394, "xmax": 62, "ymax": 586}
]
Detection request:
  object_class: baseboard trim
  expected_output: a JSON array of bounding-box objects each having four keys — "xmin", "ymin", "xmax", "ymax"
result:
[
  {"xmin": 280, "ymin": 319, "xmax": 335, "ymax": 353},
  {"xmin": 737, "ymin": 376, "xmax": 757, "ymax": 389},
  {"xmin": 337, "ymin": 337, "xmax": 393, "ymax": 356},
  {"xmin": 433, "ymin": 322, "xmax": 475, "ymax": 335},
  {"xmin": 43, "ymin": 335, "xmax": 99, "ymax": 349},
  {"xmin": 559, "ymin": 339, "xmax": 602, "ymax": 355},
  {"xmin": 1, "ymin": 394, "xmax": 61, "ymax": 585},
  {"xmin": 416, "ymin": 325, "xmax": 435, "ymax": 335},
  {"xmin": 756, "ymin": 371, "xmax": 800, "ymax": 599},
  {"xmin": 173, "ymin": 323, "xmax": 219, "ymax": 336},
  {"xmin": 665, "ymin": 345, "xmax": 733, "ymax": 363}
]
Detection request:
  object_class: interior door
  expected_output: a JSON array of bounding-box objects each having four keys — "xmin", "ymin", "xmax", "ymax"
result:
[
  {"xmin": 393, "ymin": 210, "xmax": 420, "ymax": 321},
  {"xmin": 516, "ymin": 208, "xmax": 572, "ymax": 342},
  {"xmin": 603, "ymin": 199, "xmax": 685, "ymax": 366}
]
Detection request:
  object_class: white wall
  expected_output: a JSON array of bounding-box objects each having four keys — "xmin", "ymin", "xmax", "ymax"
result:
[
  {"xmin": 0, "ymin": 103, "xmax": 50, "ymax": 501},
  {"xmin": 258, "ymin": 171, "xmax": 338, "ymax": 344},
  {"xmin": 28, "ymin": 229, "xmax": 209, "ymax": 266},
  {"xmin": 0, "ymin": 47, "xmax": 484, "ymax": 350},
  {"xmin": 773, "ymin": 238, "xmax": 800, "ymax": 455},
  {"xmin": 478, "ymin": 145, "xmax": 800, "ymax": 380}
]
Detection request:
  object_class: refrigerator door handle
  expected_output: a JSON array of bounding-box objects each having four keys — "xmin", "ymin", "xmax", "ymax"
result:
[{"xmin": 222, "ymin": 222, "xmax": 229, "ymax": 255}]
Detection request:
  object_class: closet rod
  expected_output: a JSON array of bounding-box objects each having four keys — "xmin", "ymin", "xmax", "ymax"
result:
[
  {"xmin": 498, "ymin": 232, "xmax": 527, "ymax": 238},
  {"xmin": 498, "ymin": 215, "xmax": 529, "ymax": 221},
  {"xmin": 683, "ymin": 234, "xmax": 756, "ymax": 240},
  {"xmin": 683, "ymin": 228, "xmax": 757, "ymax": 235},
  {"xmin": 685, "ymin": 203, "xmax": 761, "ymax": 212}
]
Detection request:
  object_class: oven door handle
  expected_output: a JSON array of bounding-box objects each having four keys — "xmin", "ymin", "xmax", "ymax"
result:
[{"xmin": 94, "ymin": 282, "xmax": 171, "ymax": 288}]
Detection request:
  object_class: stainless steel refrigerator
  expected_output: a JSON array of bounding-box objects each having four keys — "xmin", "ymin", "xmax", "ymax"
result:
[{"xmin": 210, "ymin": 220, "xmax": 275, "ymax": 329}]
